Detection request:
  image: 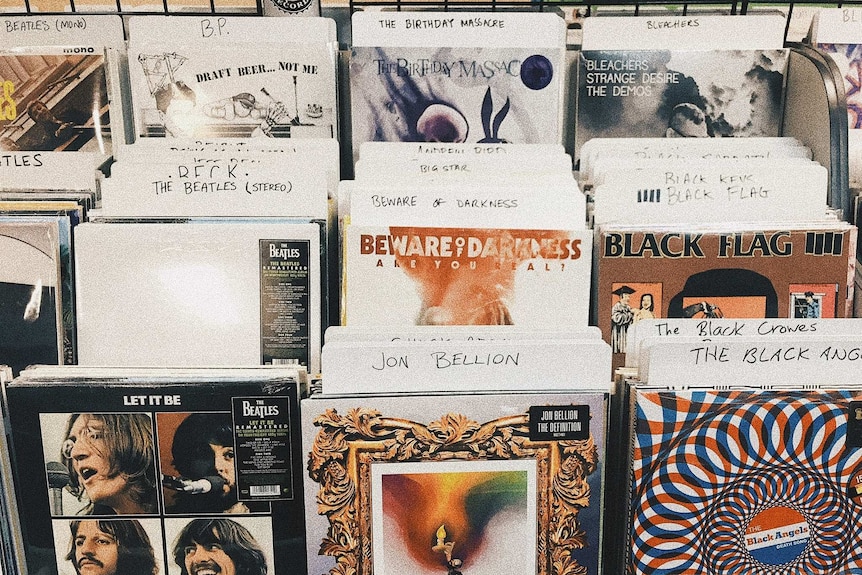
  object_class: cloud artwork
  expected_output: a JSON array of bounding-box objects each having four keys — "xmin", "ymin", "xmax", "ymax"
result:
[{"xmin": 576, "ymin": 49, "xmax": 787, "ymax": 155}]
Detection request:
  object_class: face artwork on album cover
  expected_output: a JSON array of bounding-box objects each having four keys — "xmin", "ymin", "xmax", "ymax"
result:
[
  {"xmin": 54, "ymin": 413, "xmax": 158, "ymax": 516},
  {"xmin": 167, "ymin": 517, "xmax": 272, "ymax": 575},
  {"xmin": 159, "ymin": 412, "xmax": 269, "ymax": 515},
  {"xmin": 0, "ymin": 54, "xmax": 111, "ymax": 153},
  {"xmin": 61, "ymin": 519, "xmax": 158, "ymax": 575}
]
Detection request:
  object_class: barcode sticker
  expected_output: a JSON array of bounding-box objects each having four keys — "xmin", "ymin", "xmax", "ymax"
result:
[{"xmin": 250, "ymin": 485, "xmax": 281, "ymax": 497}]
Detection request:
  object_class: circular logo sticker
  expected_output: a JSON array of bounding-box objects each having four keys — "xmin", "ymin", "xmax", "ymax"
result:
[
  {"xmin": 520, "ymin": 55, "xmax": 553, "ymax": 91},
  {"xmin": 744, "ymin": 506, "xmax": 810, "ymax": 565},
  {"xmin": 267, "ymin": 0, "xmax": 312, "ymax": 15}
]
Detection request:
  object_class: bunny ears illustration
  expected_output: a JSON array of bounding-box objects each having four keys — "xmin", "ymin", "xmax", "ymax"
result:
[
  {"xmin": 414, "ymin": 87, "xmax": 512, "ymax": 143},
  {"xmin": 478, "ymin": 87, "xmax": 510, "ymax": 144}
]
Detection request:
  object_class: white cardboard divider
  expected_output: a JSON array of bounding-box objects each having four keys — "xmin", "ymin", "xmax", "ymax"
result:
[
  {"xmin": 592, "ymin": 162, "xmax": 828, "ymax": 225},
  {"xmin": 2, "ymin": 152, "xmax": 98, "ymax": 191},
  {"xmin": 809, "ymin": 8, "xmax": 862, "ymax": 44},
  {"xmin": 127, "ymin": 15, "xmax": 336, "ymax": 46},
  {"xmin": 626, "ymin": 318, "xmax": 862, "ymax": 367},
  {"xmin": 639, "ymin": 335, "xmax": 862, "ymax": 387},
  {"xmin": 351, "ymin": 11, "xmax": 566, "ymax": 48},
  {"xmin": 580, "ymin": 14, "xmax": 786, "ymax": 51},
  {"xmin": 0, "ymin": 15, "xmax": 124, "ymax": 47},
  {"xmin": 101, "ymin": 162, "xmax": 328, "ymax": 219},
  {"xmin": 321, "ymin": 339, "xmax": 612, "ymax": 395},
  {"xmin": 325, "ymin": 325, "xmax": 602, "ymax": 343},
  {"xmin": 348, "ymin": 182, "xmax": 586, "ymax": 229}
]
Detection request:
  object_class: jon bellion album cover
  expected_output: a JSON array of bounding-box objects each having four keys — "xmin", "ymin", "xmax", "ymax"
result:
[
  {"xmin": 302, "ymin": 390, "xmax": 608, "ymax": 575},
  {"xmin": 0, "ymin": 49, "xmax": 111, "ymax": 154},
  {"xmin": 575, "ymin": 49, "xmax": 788, "ymax": 159},
  {"xmin": 350, "ymin": 46, "xmax": 564, "ymax": 151},
  {"xmin": 595, "ymin": 224, "xmax": 857, "ymax": 370},
  {"xmin": 629, "ymin": 387, "xmax": 862, "ymax": 574},
  {"xmin": 343, "ymin": 225, "xmax": 592, "ymax": 327},
  {"xmin": 129, "ymin": 43, "xmax": 336, "ymax": 139},
  {"xmin": 3, "ymin": 367, "xmax": 305, "ymax": 575}
]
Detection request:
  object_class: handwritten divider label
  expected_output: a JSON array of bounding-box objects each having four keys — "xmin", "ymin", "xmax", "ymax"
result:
[
  {"xmin": 579, "ymin": 137, "xmax": 809, "ymax": 183},
  {"xmin": 351, "ymin": 11, "xmax": 566, "ymax": 48},
  {"xmin": 811, "ymin": 8, "xmax": 862, "ymax": 43},
  {"xmin": 348, "ymin": 183, "xmax": 584, "ymax": 229},
  {"xmin": 640, "ymin": 336, "xmax": 862, "ymax": 387},
  {"xmin": 580, "ymin": 14, "xmax": 786, "ymax": 50},
  {"xmin": 1, "ymin": 15, "xmax": 124, "ymax": 47},
  {"xmin": 1, "ymin": 152, "xmax": 97, "ymax": 190},
  {"xmin": 356, "ymin": 162, "xmax": 575, "ymax": 184},
  {"xmin": 592, "ymin": 163, "xmax": 827, "ymax": 225},
  {"xmin": 127, "ymin": 15, "xmax": 336, "ymax": 46},
  {"xmin": 100, "ymin": 164, "xmax": 328, "ymax": 218},
  {"xmin": 626, "ymin": 318, "xmax": 862, "ymax": 367},
  {"xmin": 116, "ymin": 138, "xmax": 340, "ymax": 161},
  {"xmin": 590, "ymin": 157, "xmax": 815, "ymax": 188},
  {"xmin": 324, "ymin": 325, "xmax": 603, "ymax": 343},
  {"xmin": 321, "ymin": 340, "xmax": 612, "ymax": 395},
  {"xmin": 357, "ymin": 142, "xmax": 570, "ymax": 171}
]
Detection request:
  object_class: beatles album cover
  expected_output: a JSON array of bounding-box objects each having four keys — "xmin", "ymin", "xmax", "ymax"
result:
[
  {"xmin": 0, "ymin": 48, "xmax": 111, "ymax": 154},
  {"xmin": 575, "ymin": 49, "xmax": 788, "ymax": 160},
  {"xmin": 350, "ymin": 46, "xmax": 565, "ymax": 153},
  {"xmin": 74, "ymin": 220, "xmax": 324, "ymax": 374},
  {"xmin": 595, "ymin": 224, "xmax": 858, "ymax": 371},
  {"xmin": 302, "ymin": 390, "xmax": 608, "ymax": 575},
  {"xmin": 628, "ymin": 386, "xmax": 862, "ymax": 574},
  {"xmin": 128, "ymin": 43, "xmax": 336, "ymax": 139},
  {"xmin": 343, "ymin": 225, "xmax": 593, "ymax": 327},
  {"xmin": 2, "ymin": 366, "xmax": 305, "ymax": 575},
  {"xmin": 0, "ymin": 219, "xmax": 64, "ymax": 375}
]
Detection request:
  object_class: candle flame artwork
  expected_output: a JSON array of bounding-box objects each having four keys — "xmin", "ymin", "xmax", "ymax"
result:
[{"xmin": 381, "ymin": 470, "xmax": 530, "ymax": 574}]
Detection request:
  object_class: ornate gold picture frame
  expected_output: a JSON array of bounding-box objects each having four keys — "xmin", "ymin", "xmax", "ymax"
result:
[{"xmin": 307, "ymin": 407, "xmax": 599, "ymax": 575}]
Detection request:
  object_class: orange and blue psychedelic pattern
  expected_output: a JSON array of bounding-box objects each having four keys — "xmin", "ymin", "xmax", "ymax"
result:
[{"xmin": 630, "ymin": 389, "xmax": 862, "ymax": 574}]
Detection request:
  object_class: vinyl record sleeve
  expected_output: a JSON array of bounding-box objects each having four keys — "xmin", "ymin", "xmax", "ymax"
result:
[
  {"xmin": 350, "ymin": 45, "xmax": 565, "ymax": 155},
  {"xmin": 302, "ymin": 389, "xmax": 608, "ymax": 575},
  {"xmin": 74, "ymin": 220, "xmax": 324, "ymax": 374},
  {"xmin": 0, "ymin": 47, "xmax": 112, "ymax": 155},
  {"xmin": 815, "ymin": 42, "xmax": 862, "ymax": 129},
  {"xmin": 2, "ymin": 208, "xmax": 87, "ymax": 369},
  {"xmin": 628, "ymin": 386, "xmax": 862, "ymax": 574},
  {"xmin": 343, "ymin": 225, "xmax": 593, "ymax": 327},
  {"xmin": 0, "ymin": 365, "xmax": 25, "ymax": 575},
  {"xmin": 128, "ymin": 43, "xmax": 337, "ymax": 140},
  {"xmin": 2, "ymin": 367, "xmax": 305, "ymax": 575},
  {"xmin": 595, "ymin": 223, "xmax": 858, "ymax": 372},
  {"xmin": 575, "ymin": 49, "xmax": 788, "ymax": 160},
  {"xmin": 0, "ymin": 218, "xmax": 64, "ymax": 375}
]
